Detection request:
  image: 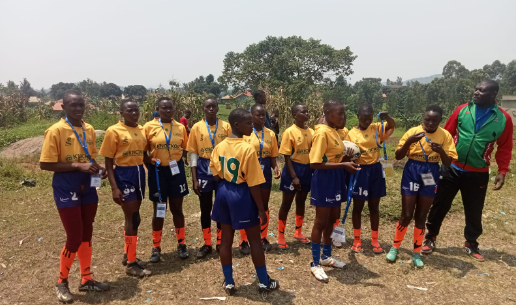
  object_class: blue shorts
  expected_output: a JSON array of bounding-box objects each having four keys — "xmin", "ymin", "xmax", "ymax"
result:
[
  {"xmin": 196, "ymin": 157, "xmax": 218, "ymax": 193},
  {"xmin": 259, "ymin": 157, "xmax": 272, "ymax": 189},
  {"xmin": 212, "ymin": 181, "xmax": 261, "ymax": 230},
  {"xmin": 147, "ymin": 159, "xmax": 189, "ymax": 202},
  {"xmin": 352, "ymin": 162, "xmax": 386, "ymax": 201},
  {"xmin": 114, "ymin": 165, "xmax": 146, "ymax": 202},
  {"xmin": 310, "ymin": 168, "xmax": 346, "ymax": 207},
  {"xmin": 401, "ymin": 159, "xmax": 440, "ymax": 198},
  {"xmin": 52, "ymin": 171, "xmax": 98, "ymax": 209},
  {"xmin": 279, "ymin": 161, "xmax": 312, "ymax": 193}
]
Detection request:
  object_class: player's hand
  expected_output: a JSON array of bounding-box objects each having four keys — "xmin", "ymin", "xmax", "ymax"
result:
[
  {"xmin": 192, "ymin": 179, "xmax": 201, "ymax": 196},
  {"xmin": 151, "ymin": 158, "xmax": 161, "ymax": 166},
  {"xmin": 99, "ymin": 167, "xmax": 108, "ymax": 179},
  {"xmin": 407, "ymin": 132, "xmax": 425, "ymax": 144},
  {"xmin": 493, "ymin": 173, "xmax": 505, "ymax": 190},
  {"xmin": 273, "ymin": 166, "xmax": 281, "ymax": 179},
  {"xmin": 379, "ymin": 111, "xmax": 390, "ymax": 120},
  {"xmin": 259, "ymin": 210, "xmax": 268, "ymax": 226},
  {"xmin": 112, "ymin": 188, "xmax": 124, "ymax": 205},
  {"xmin": 292, "ymin": 177, "xmax": 301, "ymax": 191},
  {"xmin": 76, "ymin": 162, "xmax": 100, "ymax": 174},
  {"xmin": 342, "ymin": 162, "xmax": 360, "ymax": 174},
  {"xmin": 430, "ymin": 142, "xmax": 445, "ymax": 154}
]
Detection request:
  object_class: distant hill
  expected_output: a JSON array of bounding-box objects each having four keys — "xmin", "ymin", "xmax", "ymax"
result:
[{"xmin": 405, "ymin": 74, "xmax": 442, "ymax": 84}]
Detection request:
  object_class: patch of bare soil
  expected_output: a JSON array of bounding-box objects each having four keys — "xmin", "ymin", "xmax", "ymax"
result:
[{"xmin": 0, "ymin": 136, "xmax": 44, "ymax": 159}]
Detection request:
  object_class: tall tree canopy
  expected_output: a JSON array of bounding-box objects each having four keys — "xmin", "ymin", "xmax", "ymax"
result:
[
  {"xmin": 20, "ymin": 78, "xmax": 37, "ymax": 98},
  {"xmin": 99, "ymin": 82, "xmax": 122, "ymax": 98},
  {"xmin": 123, "ymin": 85, "xmax": 147, "ymax": 101},
  {"xmin": 183, "ymin": 74, "xmax": 222, "ymax": 97},
  {"xmin": 49, "ymin": 82, "xmax": 79, "ymax": 100}
]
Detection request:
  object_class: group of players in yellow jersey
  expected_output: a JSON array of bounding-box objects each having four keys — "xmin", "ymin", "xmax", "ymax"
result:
[{"xmin": 41, "ymin": 89, "xmax": 459, "ymax": 302}]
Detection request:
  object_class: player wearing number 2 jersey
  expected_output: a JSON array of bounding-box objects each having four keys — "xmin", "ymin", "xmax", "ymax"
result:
[
  {"xmin": 186, "ymin": 99, "xmax": 232, "ymax": 258},
  {"xmin": 210, "ymin": 108, "xmax": 279, "ymax": 295},
  {"xmin": 144, "ymin": 97, "xmax": 190, "ymax": 262},
  {"xmin": 386, "ymin": 105, "xmax": 457, "ymax": 267}
]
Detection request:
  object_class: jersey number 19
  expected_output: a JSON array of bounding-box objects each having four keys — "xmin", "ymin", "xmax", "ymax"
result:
[{"xmin": 219, "ymin": 156, "xmax": 241, "ymax": 183}]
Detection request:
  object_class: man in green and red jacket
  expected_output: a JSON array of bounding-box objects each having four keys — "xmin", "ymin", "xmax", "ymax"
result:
[{"xmin": 423, "ymin": 80, "xmax": 513, "ymax": 261}]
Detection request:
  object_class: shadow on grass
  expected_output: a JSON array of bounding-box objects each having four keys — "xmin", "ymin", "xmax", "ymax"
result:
[
  {"xmin": 74, "ymin": 276, "xmax": 140, "ymax": 304},
  {"xmin": 231, "ymin": 280, "xmax": 296, "ymax": 305},
  {"xmin": 147, "ymin": 249, "xmax": 197, "ymax": 276},
  {"xmin": 326, "ymin": 251, "xmax": 383, "ymax": 287}
]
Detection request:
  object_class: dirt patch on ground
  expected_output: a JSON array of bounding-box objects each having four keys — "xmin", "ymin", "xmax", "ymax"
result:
[{"xmin": 0, "ymin": 136, "xmax": 44, "ymax": 159}]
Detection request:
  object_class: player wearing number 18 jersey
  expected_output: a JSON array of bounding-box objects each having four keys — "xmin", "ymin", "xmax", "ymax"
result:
[
  {"xmin": 210, "ymin": 108, "xmax": 279, "ymax": 295},
  {"xmin": 186, "ymin": 99, "xmax": 232, "ymax": 258}
]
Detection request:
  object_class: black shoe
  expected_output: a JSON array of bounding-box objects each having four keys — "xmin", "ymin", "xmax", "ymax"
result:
[
  {"xmin": 239, "ymin": 241, "xmax": 250, "ymax": 255},
  {"xmin": 122, "ymin": 254, "xmax": 148, "ymax": 268},
  {"xmin": 55, "ymin": 280, "xmax": 73, "ymax": 303},
  {"xmin": 216, "ymin": 244, "xmax": 221, "ymax": 253},
  {"xmin": 196, "ymin": 244, "xmax": 213, "ymax": 259},
  {"xmin": 150, "ymin": 247, "xmax": 161, "ymax": 263},
  {"xmin": 126, "ymin": 261, "xmax": 152, "ymax": 278},
  {"xmin": 262, "ymin": 238, "xmax": 272, "ymax": 252},
  {"xmin": 464, "ymin": 242, "xmax": 485, "ymax": 262},
  {"xmin": 178, "ymin": 244, "xmax": 189, "ymax": 259},
  {"xmin": 78, "ymin": 280, "xmax": 110, "ymax": 292},
  {"xmin": 223, "ymin": 281, "xmax": 237, "ymax": 296},
  {"xmin": 258, "ymin": 276, "xmax": 279, "ymax": 293},
  {"xmin": 421, "ymin": 237, "xmax": 436, "ymax": 255}
]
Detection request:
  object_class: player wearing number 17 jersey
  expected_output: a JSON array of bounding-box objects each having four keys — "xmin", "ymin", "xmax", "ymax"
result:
[
  {"xmin": 186, "ymin": 99, "xmax": 232, "ymax": 258},
  {"xmin": 210, "ymin": 108, "xmax": 279, "ymax": 295}
]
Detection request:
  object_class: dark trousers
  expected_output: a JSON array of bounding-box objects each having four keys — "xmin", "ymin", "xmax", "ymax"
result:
[{"xmin": 425, "ymin": 165, "xmax": 489, "ymax": 247}]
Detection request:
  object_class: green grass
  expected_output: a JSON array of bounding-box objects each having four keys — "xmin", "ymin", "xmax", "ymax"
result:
[{"xmin": 0, "ymin": 118, "xmax": 55, "ymax": 148}]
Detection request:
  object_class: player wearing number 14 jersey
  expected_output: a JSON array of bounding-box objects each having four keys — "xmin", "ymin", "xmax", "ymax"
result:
[{"xmin": 186, "ymin": 99, "xmax": 232, "ymax": 258}]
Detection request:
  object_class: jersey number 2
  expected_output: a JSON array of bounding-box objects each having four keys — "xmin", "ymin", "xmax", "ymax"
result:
[{"xmin": 219, "ymin": 156, "xmax": 240, "ymax": 183}]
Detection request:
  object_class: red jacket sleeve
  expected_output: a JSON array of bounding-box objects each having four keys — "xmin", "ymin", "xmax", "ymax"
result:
[
  {"xmin": 444, "ymin": 104, "xmax": 467, "ymax": 138},
  {"xmin": 495, "ymin": 109, "xmax": 514, "ymax": 175}
]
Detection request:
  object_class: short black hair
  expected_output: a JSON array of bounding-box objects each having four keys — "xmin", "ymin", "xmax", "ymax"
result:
[
  {"xmin": 357, "ymin": 104, "xmax": 373, "ymax": 115},
  {"xmin": 480, "ymin": 80, "xmax": 499, "ymax": 93},
  {"xmin": 63, "ymin": 90, "xmax": 83, "ymax": 104},
  {"xmin": 203, "ymin": 98, "xmax": 218, "ymax": 106},
  {"xmin": 425, "ymin": 105, "xmax": 443, "ymax": 116},
  {"xmin": 157, "ymin": 96, "xmax": 172, "ymax": 107},
  {"xmin": 228, "ymin": 108, "xmax": 251, "ymax": 127},
  {"xmin": 323, "ymin": 100, "xmax": 342, "ymax": 112},
  {"xmin": 291, "ymin": 104, "xmax": 306, "ymax": 115},
  {"xmin": 250, "ymin": 103, "xmax": 264, "ymax": 113},
  {"xmin": 253, "ymin": 90, "xmax": 265, "ymax": 101},
  {"xmin": 120, "ymin": 98, "xmax": 136, "ymax": 110},
  {"xmin": 184, "ymin": 109, "xmax": 192, "ymax": 114}
]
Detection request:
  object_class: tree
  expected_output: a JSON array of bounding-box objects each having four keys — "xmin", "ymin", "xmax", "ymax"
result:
[
  {"xmin": 442, "ymin": 60, "xmax": 469, "ymax": 79},
  {"xmin": 483, "ymin": 60, "xmax": 506, "ymax": 80},
  {"xmin": 99, "ymin": 82, "xmax": 122, "ymax": 98},
  {"xmin": 219, "ymin": 36, "xmax": 356, "ymax": 101},
  {"xmin": 183, "ymin": 74, "xmax": 222, "ymax": 97},
  {"xmin": 49, "ymin": 82, "xmax": 78, "ymax": 100},
  {"xmin": 322, "ymin": 75, "xmax": 353, "ymax": 104},
  {"xmin": 123, "ymin": 85, "xmax": 147, "ymax": 101},
  {"xmin": 501, "ymin": 60, "xmax": 516, "ymax": 94},
  {"xmin": 77, "ymin": 79, "xmax": 101, "ymax": 97},
  {"xmin": 20, "ymin": 78, "xmax": 37, "ymax": 98},
  {"xmin": 354, "ymin": 78, "xmax": 383, "ymax": 108}
]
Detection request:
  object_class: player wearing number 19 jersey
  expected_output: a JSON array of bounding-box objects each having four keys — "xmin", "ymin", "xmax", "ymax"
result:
[
  {"xmin": 211, "ymin": 108, "xmax": 279, "ymax": 295},
  {"xmin": 186, "ymin": 99, "xmax": 232, "ymax": 258}
]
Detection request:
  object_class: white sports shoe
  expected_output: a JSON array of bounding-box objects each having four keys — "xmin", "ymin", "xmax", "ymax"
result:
[
  {"xmin": 320, "ymin": 257, "xmax": 346, "ymax": 268},
  {"xmin": 332, "ymin": 239, "xmax": 343, "ymax": 248},
  {"xmin": 310, "ymin": 264, "xmax": 329, "ymax": 282}
]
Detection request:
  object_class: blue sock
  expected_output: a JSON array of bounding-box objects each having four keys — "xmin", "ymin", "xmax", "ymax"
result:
[
  {"xmin": 221, "ymin": 264, "xmax": 234, "ymax": 285},
  {"xmin": 321, "ymin": 244, "xmax": 332, "ymax": 260},
  {"xmin": 311, "ymin": 242, "xmax": 321, "ymax": 265},
  {"xmin": 255, "ymin": 264, "xmax": 269, "ymax": 286}
]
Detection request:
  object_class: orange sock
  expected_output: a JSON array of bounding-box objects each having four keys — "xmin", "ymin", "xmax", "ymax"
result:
[
  {"xmin": 202, "ymin": 228, "xmax": 212, "ymax": 246},
  {"xmin": 57, "ymin": 247, "xmax": 76, "ymax": 284},
  {"xmin": 393, "ymin": 222, "xmax": 408, "ymax": 249},
  {"xmin": 295, "ymin": 214, "xmax": 305, "ymax": 236},
  {"xmin": 333, "ymin": 218, "xmax": 340, "ymax": 228},
  {"xmin": 152, "ymin": 230, "xmax": 162, "ymax": 248},
  {"xmin": 77, "ymin": 242, "xmax": 93, "ymax": 284},
  {"xmin": 125, "ymin": 235, "xmax": 137, "ymax": 263},
  {"xmin": 352, "ymin": 228, "xmax": 361, "ymax": 249},
  {"xmin": 124, "ymin": 230, "xmax": 127, "ymax": 254},
  {"xmin": 175, "ymin": 227, "xmax": 185, "ymax": 245},
  {"xmin": 413, "ymin": 227, "xmax": 425, "ymax": 253},
  {"xmin": 371, "ymin": 230, "xmax": 381, "ymax": 248},
  {"xmin": 240, "ymin": 229, "xmax": 247, "ymax": 243},
  {"xmin": 261, "ymin": 210, "xmax": 270, "ymax": 239},
  {"xmin": 278, "ymin": 219, "xmax": 286, "ymax": 244},
  {"xmin": 216, "ymin": 228, "xmax": 222, "ymax": 246}
]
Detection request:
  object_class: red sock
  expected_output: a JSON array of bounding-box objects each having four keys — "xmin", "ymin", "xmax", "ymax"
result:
[
  {"xmin": 125, "ymin": 235, "xmax": 137, "ymax": 263},
  {"xmin": 123, "ymin": 230, "xmax": 127, "ymax": 254},
  {"xmin": 57, "ymin": 247, "xmax": 76, "ymax": 284},
  {"xmin": 352, "ymin": 228, "xmax": 361, "ymax": 248},
  {"xmin": 152, "ymin": 230, "xmax": 162, "ymax": 248},
  {"xmin": 333, "ymin": 218, "xmax": 340, "ymax": 228},
  {"xmin": 295, "ymin": 214, "xmax": 305, "ymax": 236},
  {"xmin": 371, "ymin": 230, "xmax": 381, "ymax": 248},
  {"xmin": 77, "ymin": 241, "xmax": 93, "ymax": 284},
  {"xmin": 393, "ymin": 222, "xmax": 408, "ymax": 249},
  {"xmin": 240, "ymin": 229, "xmax": 247, "ymax": 243},
  {"xmin": 175, "ymin": 227, "xmax": 185, "ymax": 245},
  {"xmin": 216, "ymin": 228, "xmax": 222, "ymax": 246},
  {"xmin": 202, "ymin": 228, "xmax": 212, "ymax": 246},
  {"xmin": 278, "ymin": 219, "xmax": 286, "ymax": 244},
  {"xmin": 261, "ymin": 210, "xmax": 269, "ymax": 239},
  {"xmin": 413, "ymin": 227, "xmax": 425, "ymax": 253}
]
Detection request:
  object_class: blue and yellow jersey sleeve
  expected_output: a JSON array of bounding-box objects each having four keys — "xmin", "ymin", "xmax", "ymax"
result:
[
  {"xmin": 397, "ymin": 125, "xmax": 458, "ymax": 163},
  {"xmin": 186, "ymin": 119, "xmax": 231, "ymax": 159},
  {"xmin": 279, "ymin": 124, "xmax": 313, "ymax": 164},
  {"xmin": 40, "ymin": 118, "xmax": 97, "ymax": 163},
  {"xmin": 144, "ymin": 118, "xmax": 188, "ymax": 162},
  {"xmin": 210, "ymin": 138, "xmax": 265, "ymax": 187},
  {"xmin": 309, "ymin": 124, "xmax": 344, "ymax": 164},
  {"xmin": 244, "ymin": 127, "xmax": 279, "ymax": 158},
  {"xmin": 99, "ymin": 121, "xmax": 146, "ymax": 166}
]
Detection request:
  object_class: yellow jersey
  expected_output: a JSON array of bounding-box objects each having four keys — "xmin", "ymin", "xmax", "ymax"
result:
[
  {"xmin": 397, "ymin": 125, "xmax": 458, "ymax": 163},
  {"xmin": 99, "ymin": 121, "xmax": 147, "ymax": 166},
  {"xmin": 279, "ymin": 124, "xmax": 314, "ymax": 164},
  {"xmin": 244, "ymin": 126, "xmax": 279, "ymax": 159},
  {"xmin": 186, "ymin": 118, "xmax": 232, "ymax": 159},
  {"xmin": 346, "ymin": 122, "xmax": 389, "ymax": 165},
  {"xmin": 40, "ymin": 118, "xmax": 97, "ymax": 163},
  {"xmin": 144, "ymin": 118, "xmax": 188, "ymax": 162},
  {"xmin": 337, "ymin": 127, "xmax": 349, "ymax": 141},
  {"xmin": 210, "ymin": 137, "xmax": 265, "ymax": 187},
  {"xmin": 309, "ymin": 124, "xmax": 345, "ymax": 164}
]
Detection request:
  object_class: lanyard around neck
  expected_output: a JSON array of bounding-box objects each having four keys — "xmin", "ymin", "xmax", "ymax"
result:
[{"xmin": 65, "ymin": 117, "xmax": 93, "ymax": 163}]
